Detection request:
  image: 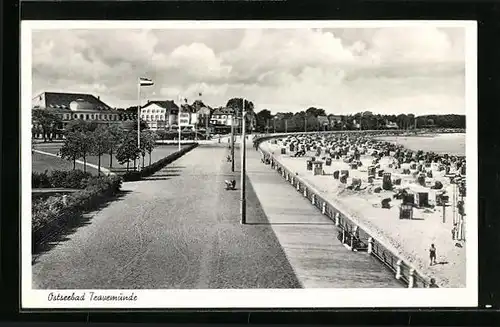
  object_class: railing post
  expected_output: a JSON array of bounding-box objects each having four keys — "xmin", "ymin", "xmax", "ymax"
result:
[
  {"xmin": 408, "ymin": 268, "xmax": 415, "ymax": 288},
  {"xmin": 322, "ymin": 202, "xmax": 326, "ymax": 215},
  {"xmin": 334, "ymin": 212, "xmax": 340, "ymax": 226},
  {"xmin": 303, "ymin": 187, "xmax": 307, "ymax": 197},
  {"xmin": 367, "ymin": 237, "xmax": 373, "ymax": 254},
  {"xmin": 311, "ymin": 194, "xmax": 315, "ymax": 205},
  {"xmin": 296, "ymin": 182, "xmax": 300, "ymax": 191},
  {"xmin": 396, "ymin": 260, "xmax": 402, "ymax": 280}
]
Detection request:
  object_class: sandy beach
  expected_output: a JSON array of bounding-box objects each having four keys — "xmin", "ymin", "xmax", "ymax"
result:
[{"xmin": 262, "ymin": 134, "xmax": 466, "ymax": 288}]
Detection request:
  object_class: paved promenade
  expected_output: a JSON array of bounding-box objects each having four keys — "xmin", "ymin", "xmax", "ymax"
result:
[
  {"xmin": 32, "ymin": 144, "xmax": 299, "ymax": 289},
  {"xmin": 244, "ymin": 140, "xmax": 403, "ymax": 288}
]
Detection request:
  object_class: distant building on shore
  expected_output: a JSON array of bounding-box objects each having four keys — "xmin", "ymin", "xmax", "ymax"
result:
[
  {"xmin": 32, "ymin": 92, "xmax": 137, "ymax": 127},
  {"xmin": 140, "ymin": 100, "xmax": 179, "ymax": 131},
  {"xmin": 328, "ymin": 115, "xmax": 343, "ymax": 129},
  {"xmin": 317, "ymin": 115, "xmax": 330, "ymax": 129},
  {"xmin": 385, "ymin": 121, "xmax": 399, "ymax": 129}
]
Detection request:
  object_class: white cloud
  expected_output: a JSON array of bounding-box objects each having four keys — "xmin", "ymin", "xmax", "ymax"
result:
[{"xmin": 31, "ymin": 26, "xmax": 467, "ymax": 114}]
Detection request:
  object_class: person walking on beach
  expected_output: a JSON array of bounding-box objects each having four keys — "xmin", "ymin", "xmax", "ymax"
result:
[
  {"xmin": 428, "ymin": 278, "xmax": 439, "ymax": 288},
  {"xmin": 429, "ymin": 244, "xmax": 437, "ymax": 266}
]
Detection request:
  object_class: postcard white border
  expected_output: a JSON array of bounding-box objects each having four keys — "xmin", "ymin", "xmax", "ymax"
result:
[{"xmin": 21, "ymin": 20, "xmax": 478, "ymax": 309}]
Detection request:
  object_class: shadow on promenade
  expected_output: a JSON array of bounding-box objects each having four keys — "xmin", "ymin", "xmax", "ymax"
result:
[
  {"xmin": 246, "ymin": 222, "xmax": 334, "ymax": 226},
  {"xmin": 32, "ymin": 190, "xmax": 132, "ymax": 264}
]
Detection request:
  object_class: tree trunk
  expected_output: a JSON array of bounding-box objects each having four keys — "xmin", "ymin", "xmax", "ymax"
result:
[
  {"xmin": 83, "ymin": 154, "xmax": 87, "ymax": 173},
  {"xmin": 73, "ymin": 158, "xmax": 76, "ymax": 170},
  {"xmin": 134, "ymin": 158, "xmax": 136, "ymax": 171},
  {"xmin": 127, "ymin": 161, "xmax": 129, "ymax": 172},
  {"xmin": 149, "ymin": 152, "xmax": 152, "ymax": 166},
  {"xmin": 109, "ymin": 149, "xmax": 113, "ymax": 168},
  {"xmin": 98, "ymin": 154, "xmax": 101, "ymax": 176}
]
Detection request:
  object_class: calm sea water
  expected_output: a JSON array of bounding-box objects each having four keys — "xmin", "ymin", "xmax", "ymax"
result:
[{"xmin": 376, "ymin": 133, "xmax": 466, "ymax": 156}]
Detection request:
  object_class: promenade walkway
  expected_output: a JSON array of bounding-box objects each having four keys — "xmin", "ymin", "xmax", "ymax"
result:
[
  {"xmin": 244, "ymin": 140, "xmax": 403, "ymax": 288},
  {"xmin": 32, "ymin": 145, "xmax": 299, "ymax": 289}
]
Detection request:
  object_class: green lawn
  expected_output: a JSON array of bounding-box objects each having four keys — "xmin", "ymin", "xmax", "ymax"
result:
[
  {"xmin": 32, "ymin": 143, "xmax": 187, "ymax": 174},
  {"xmin": 32, "ymin": 151, "xmax": 98, "ymax": 174}
]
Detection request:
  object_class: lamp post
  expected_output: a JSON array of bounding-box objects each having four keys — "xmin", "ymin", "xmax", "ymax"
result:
[
  {"xmin": 231, "ymin": 112, "xmax": 235, "ymax": 172},
  {"xmin": 240, "ymin": 101, "xmax": 247, "ymax": 224},
  {"xmin": 177, "ymin": 95, "xmax": 183, "ymax": 151}
]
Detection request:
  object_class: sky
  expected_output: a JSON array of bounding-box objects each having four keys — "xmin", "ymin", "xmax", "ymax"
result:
[{"xmin": 31, "ymin": 25, "xmax": 467, "ymax": 115}]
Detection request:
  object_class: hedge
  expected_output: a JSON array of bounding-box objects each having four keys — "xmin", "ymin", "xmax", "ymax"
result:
[
  {"xmin": 122, "ymin": 143, "xmax": 198, "ymax": 181},
  {"xmin": 32, "ymin": 174, "xmax": 122, "ymax": 250},
  {"xmin": 32, "ymin": 170, "xmax": 93, "ymax": 189}
]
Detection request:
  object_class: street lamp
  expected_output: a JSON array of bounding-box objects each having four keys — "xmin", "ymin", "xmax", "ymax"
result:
[
  {"xmin": 231, "ymin": 111, "xmax": 235, "ymax": 172},
  {"xmin": 240, "ymin": 103, "xmax": 247, "ymax": 225}
]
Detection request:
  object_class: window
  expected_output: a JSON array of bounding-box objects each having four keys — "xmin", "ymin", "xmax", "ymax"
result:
[
  {"xmin": 79, "ymin": 114, "xmax": 84, "ymax": 119},
  {"xmin": 146, "ymin": 115, "xmax": 150, "ymax": 120},
  {"xmin": 91, "ymin": 114, "xmax": 94, "ymax": 119}
]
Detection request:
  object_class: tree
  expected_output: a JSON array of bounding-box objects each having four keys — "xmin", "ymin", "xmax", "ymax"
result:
[
  {"xmin": 122, "ymin": 119, "xmax": 148, "ymax": 132},
  {"xmin": 59, "ymin": 128, "xmax": 92, "ymax": 172},
  {"xmin": 90, "ymin": 125, "xmax": 112, "ymax": 175},
  {"xmin": 59, "ymin": 131, "xmax": 81, "ymax": 170},
  {"xmin": 256, "ymin": 109, "xmax": 272, "ymax": 132},
  {"xmin": 116, "ymin": 132, "xmax": 140, "ymax": 172},
  {"xmin": 141, "ymin": 131, "xmax": 158, "ymax": 166},
  {"xmin": 305, "ymin": 107, "xmax": 326, "ymax": 117},
  {"xmin": 32, "ymin": 109, "xmax": 62, "ymax": 142},
  {"xmin": 66, "ymin": 119, "xmax": 98, "ymax": 133},
  {"xmin": 106, "ymin": 123, "xmax": 125, "ymax": 169},
  {"xmin": 78, "ymin": 130, "xmax": 93, "ymax": 173}
]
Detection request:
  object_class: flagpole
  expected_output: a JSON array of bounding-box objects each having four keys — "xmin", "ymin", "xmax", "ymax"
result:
[{"xmin": 137, "ymin": 78, "xmax": 141, "ymax": 150}]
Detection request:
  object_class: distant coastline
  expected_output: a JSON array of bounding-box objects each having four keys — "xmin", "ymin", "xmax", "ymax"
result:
[{"xmin": 375, "ymin": 133, "xmax": 466, "ymax": 156}]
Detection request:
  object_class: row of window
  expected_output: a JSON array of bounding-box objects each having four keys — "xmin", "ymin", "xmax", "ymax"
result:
[
  {"xmin": 142, "ymin": 109, "xmax": 166, "ymax": 114},
  {"xmin": 57, "ymin": 113, "xmax": 132, "ymax": 121},
  {"xmin": 212, "ymin": 114, "xmax": 232, "ymax": 119},
  {"xmin": 141, "ymin": 114, "xmax": 166, "ymax": 121}
]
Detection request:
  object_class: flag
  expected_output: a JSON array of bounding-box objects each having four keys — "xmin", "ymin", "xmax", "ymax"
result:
[{"xmin": 139, "ymin": 77, "xmax": 154, "ymax": 86}]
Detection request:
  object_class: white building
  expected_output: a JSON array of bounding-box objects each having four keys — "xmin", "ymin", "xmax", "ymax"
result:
[
  {"xmin": 210, "ymin": 107, "xmax": 239, "ymax": 127},
  {"xmin": 140, "ymin": 100, "xmax": 179, "ymax": 130},
  {"xmin": 32, "ymin": 91, "xmax": 136, "ymax": 125}
]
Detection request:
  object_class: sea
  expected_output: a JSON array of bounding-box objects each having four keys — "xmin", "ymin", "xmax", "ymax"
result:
[{"xmin": 376, "ymin": 133, "xmax": 466, "ymax": 156}]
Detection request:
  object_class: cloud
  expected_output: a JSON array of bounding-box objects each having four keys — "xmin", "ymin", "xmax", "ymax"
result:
[{"xmin": 31, "ymin": 26, "xmax": 467, "ymax": 114}]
